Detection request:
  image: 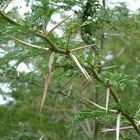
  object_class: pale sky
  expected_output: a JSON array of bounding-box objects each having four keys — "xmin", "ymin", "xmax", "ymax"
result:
[
  {"xmin": 5, "ymin": 0, "xmax": 140, "ymax": 17},
  {"xmin": 108, "ymin": 0, "xmax": 140, "ymax": 11}
]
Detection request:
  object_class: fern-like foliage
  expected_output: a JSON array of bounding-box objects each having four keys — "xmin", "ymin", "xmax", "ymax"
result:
[
  {"xmin": 68, "ymin": 108, "xmax": 117, "ymax": 127},
  {"xmin": 101, "ymin": 71, "xmax": 138, "ymax": 90},
  {"xmin": 0, "ymin": 49, "xmax": 46, "ymax": 66}
]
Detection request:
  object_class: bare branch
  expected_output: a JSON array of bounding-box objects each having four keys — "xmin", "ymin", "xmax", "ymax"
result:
[
  {"xmin": 35, "ymin": 32, "xmax": 67, "ymax": 54},
  {"xmin": 0, "ymin": 10, "xmax": 18, "ymax": 25}
]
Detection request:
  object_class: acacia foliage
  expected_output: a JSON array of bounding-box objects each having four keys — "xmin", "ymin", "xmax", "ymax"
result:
[{"xmin": 0, "ymin": 0, "xmax": 140, "ymax": 139}]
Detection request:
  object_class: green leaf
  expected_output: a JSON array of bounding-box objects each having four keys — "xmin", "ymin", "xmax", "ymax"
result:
[
  {"xmin": 101, "ymin": 71, "xmax": 139, "ymax": 90},
  {"xmin": 68, "ymin": 109, "xmax": 116, "ymax": 127}
]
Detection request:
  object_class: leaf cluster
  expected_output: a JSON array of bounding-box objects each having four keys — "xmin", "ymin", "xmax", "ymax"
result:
[{"xmin": 101, "ymin": 71, "xmax": 138, "ymax": 90}]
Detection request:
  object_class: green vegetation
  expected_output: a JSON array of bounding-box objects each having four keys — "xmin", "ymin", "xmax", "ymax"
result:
[{"xmin": 0, "ymin": 0, "xmax": 140, "ymax": 139}]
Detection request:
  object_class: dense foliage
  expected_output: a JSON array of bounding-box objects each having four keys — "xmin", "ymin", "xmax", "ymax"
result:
[{"xmin": 0, "ymin": 0, "xmax": 140, "ymax": 139}]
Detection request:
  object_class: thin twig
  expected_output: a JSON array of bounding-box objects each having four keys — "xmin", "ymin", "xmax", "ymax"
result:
[
  {"xmin": 46, "ymin": 15, "xmax": 71, "ymax": 35},
  {"xmin": 63, "ymin": 72, "xmax": 76, "ymax": 88},
  {"xmin": 80, "ymin": 81, "xmax": 90, "ymax": 93},
  {"xmin": 58, "ymin": 91, "xmax": 92, "ymax": 108},
  {"xmin": 83, "ymin": 98, "xmax": 117, "ymax": 113},
  {"xmin": 9, "ymin": 36, "xmax": 49, "ymax": 51},
  {"xmin": 71, "ymin": 44, "xmax": 96, "ymax": 52}
]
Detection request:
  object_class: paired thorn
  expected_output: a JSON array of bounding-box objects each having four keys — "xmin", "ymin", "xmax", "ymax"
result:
[
  {"xmin": 40, "ymin": 52, "xmax": 55, "ymax": 112},
  {"xmin": 46, "ymin": 15, "xmax": 71, "ymax": 35},
  {"xmin": 105, "ymin": 87, "xmax": 110, "ymax": 114},
  {"xmin": 116, "ymin": 113, "xmax": 121, "ymax": 140},
  {"xmin": 69, "ymin": 53, "xmax": 92, "ymax": 82},
  {"xmin": 84, "ymin": 98, "xmax": 117, "ymax": 113}
]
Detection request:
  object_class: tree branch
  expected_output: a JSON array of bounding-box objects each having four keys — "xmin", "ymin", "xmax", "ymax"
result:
[{"xmin": 0, "ymin": 10, "xmax": 18, "ymax": 25}]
